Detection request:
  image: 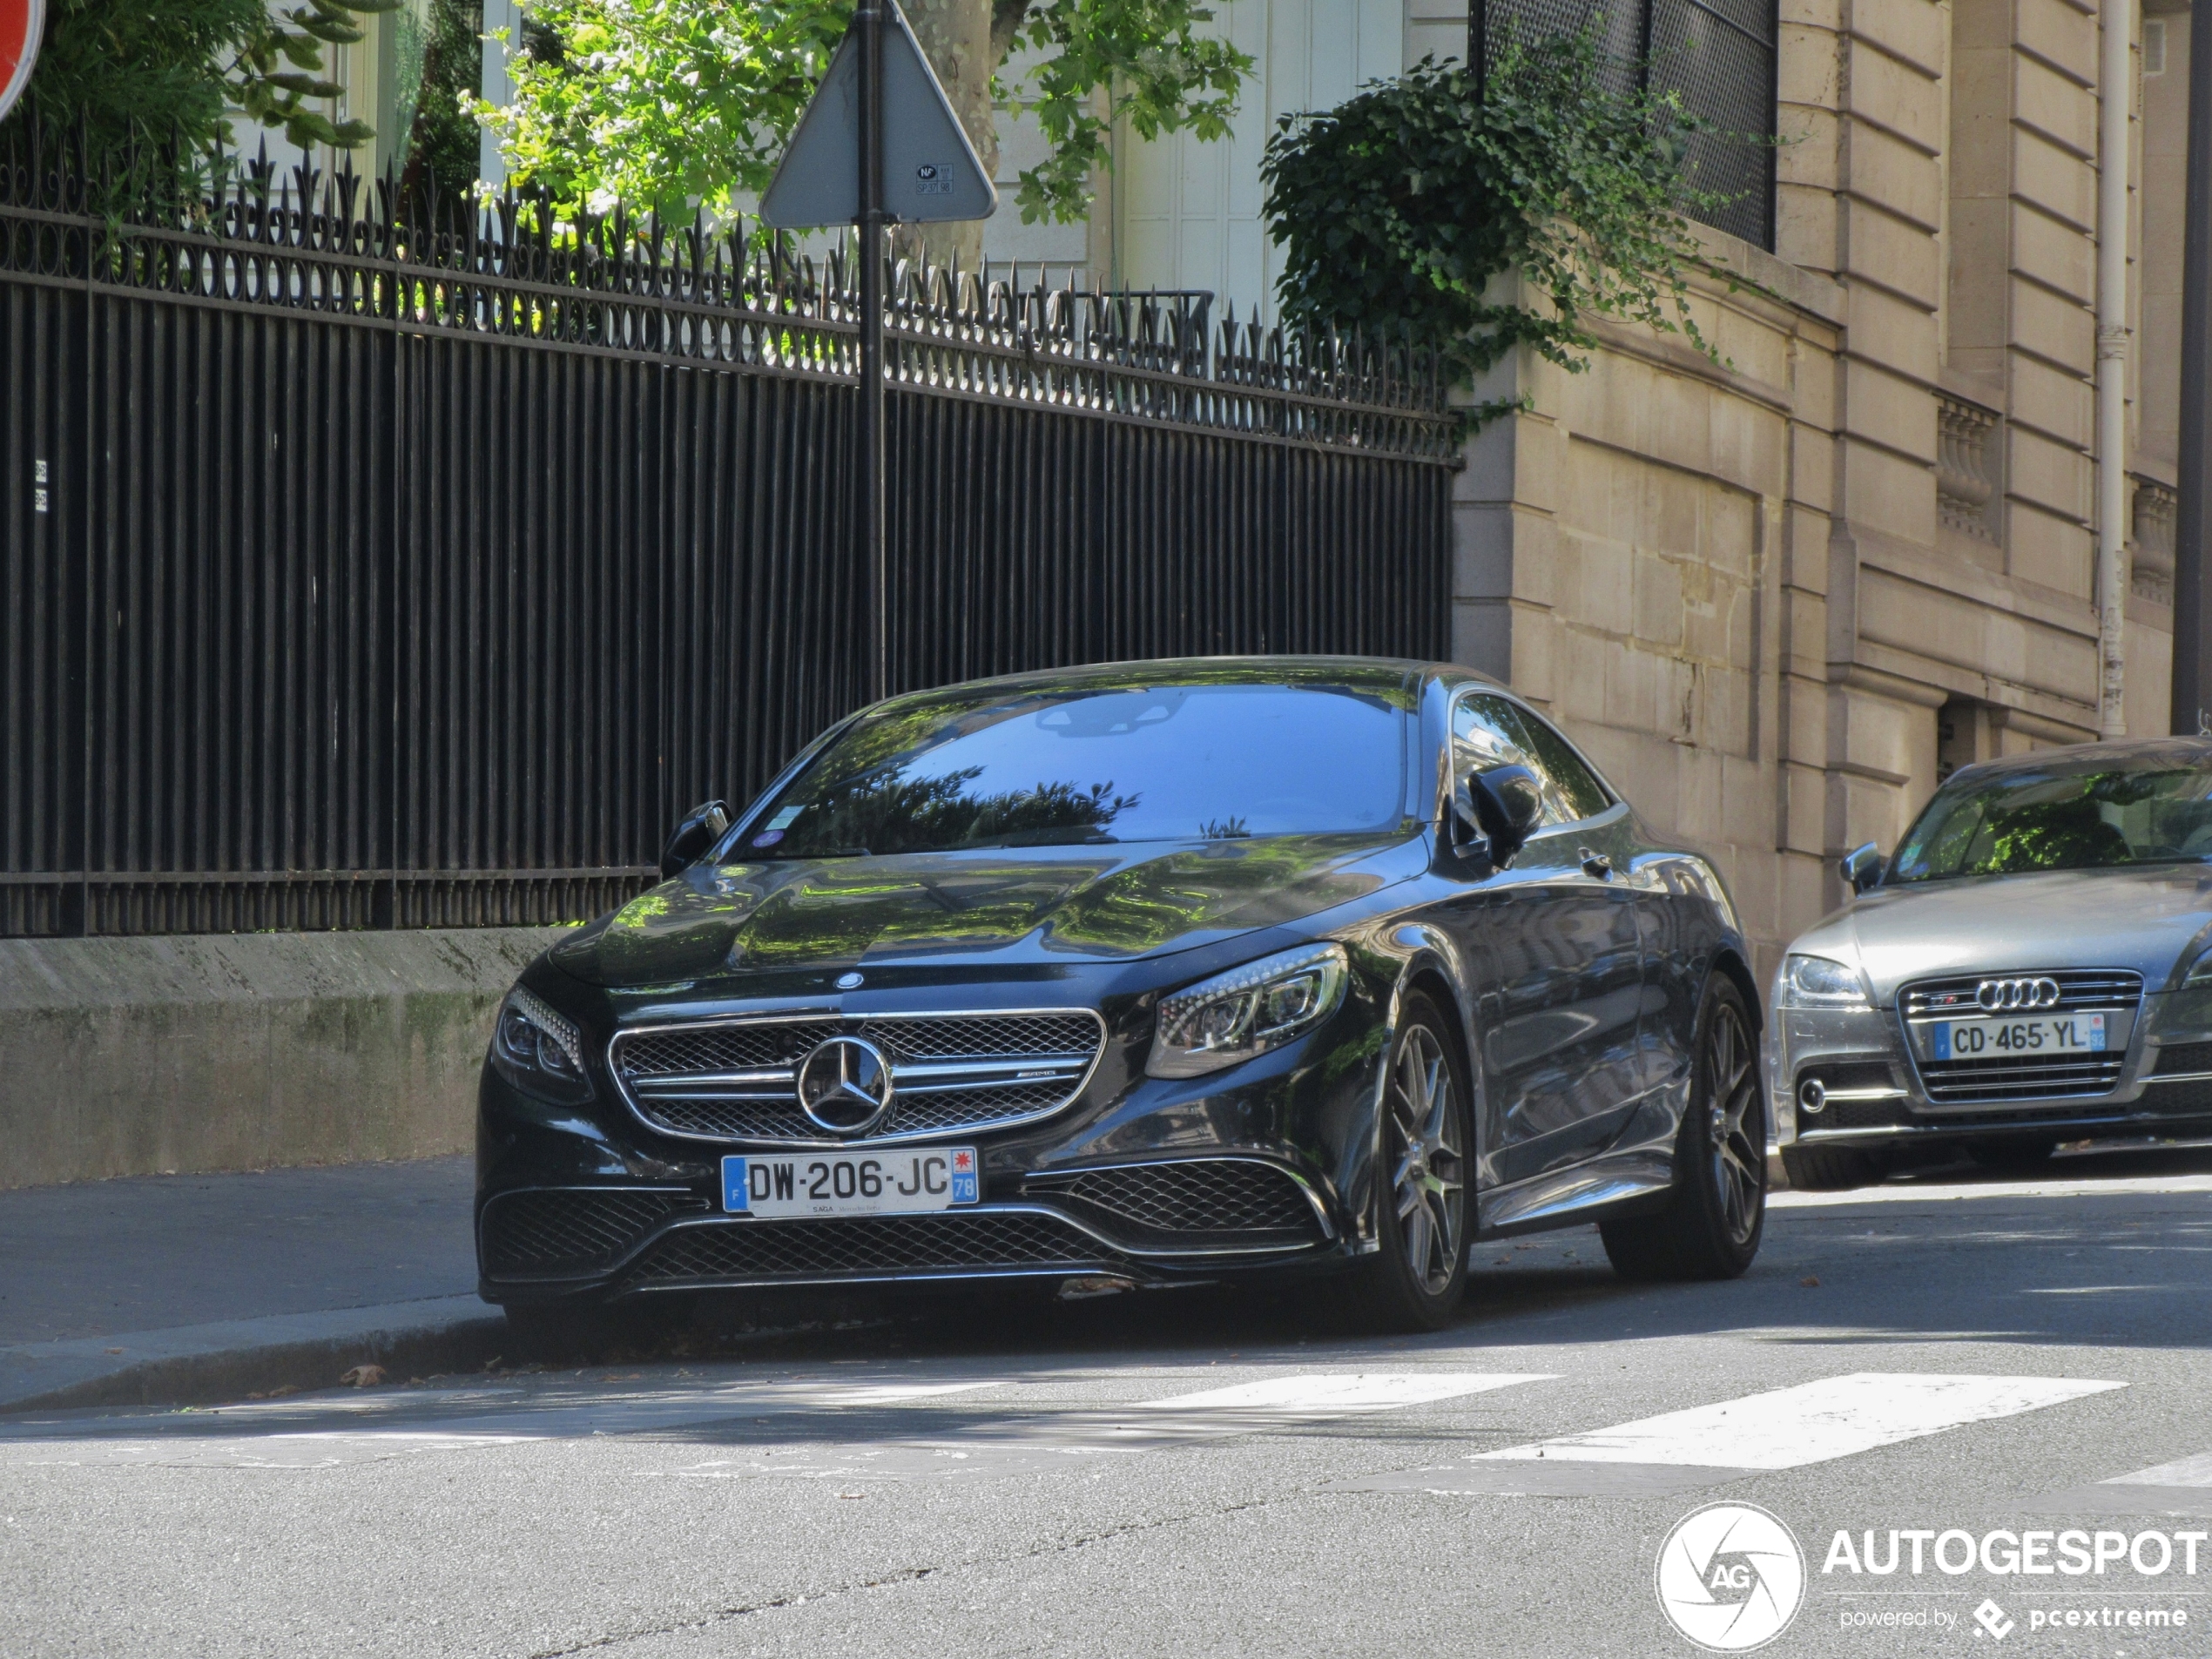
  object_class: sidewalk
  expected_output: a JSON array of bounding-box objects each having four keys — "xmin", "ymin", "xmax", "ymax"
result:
[{"xmin": 0, "ymin": 1157, "xmax": 507, "ymax": 1413}]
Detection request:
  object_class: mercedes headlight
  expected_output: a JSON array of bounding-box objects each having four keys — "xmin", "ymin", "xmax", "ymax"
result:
[
  {"xmin": 1147, "ymin": 943, "xmax": 1350, "ymax": 1079},
  {"xmin": 489, "ymin": 986, "xmax": 594, "ymax": 1103},
  {"xmin": 1773, "ymin": 953, "xmax": 1871, "ymax": 1010}
]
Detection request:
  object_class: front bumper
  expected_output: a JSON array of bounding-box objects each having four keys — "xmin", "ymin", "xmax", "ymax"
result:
[
  {"xmin": 475, "ymin": 981, "xmax": 1387, "ymax": 1306},
  {"xmin": 1770, "ymin": 991, "xmax": 2212, "ymax": 1150}
]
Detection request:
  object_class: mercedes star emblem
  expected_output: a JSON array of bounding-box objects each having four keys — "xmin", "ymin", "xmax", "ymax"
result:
[{"xmin": 795, "ymin": 1035, "xmax": 894, "ymax": 1135}]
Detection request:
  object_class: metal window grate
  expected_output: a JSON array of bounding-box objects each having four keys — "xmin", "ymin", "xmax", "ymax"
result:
[{"xmin": 1475, "ymin": 0, "xmax": 1777, "ymax": 250}]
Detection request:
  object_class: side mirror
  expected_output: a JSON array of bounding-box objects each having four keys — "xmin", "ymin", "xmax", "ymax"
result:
[
  {"xmin": 1840, "ymin": 841, "xmax": 1885, "ymax": 896},
  {"xmin": 659, "ymin": 799, "xmax": 732, "ymax": 879},
  {"xmin": 1455, "ymin": 764, "xmax": 1545, "ymax": 868}
]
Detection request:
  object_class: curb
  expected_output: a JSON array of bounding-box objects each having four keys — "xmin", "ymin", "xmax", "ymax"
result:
[{"xmin": 0, "ymin": 1297, "xmax": 512, "ymax": 1416}]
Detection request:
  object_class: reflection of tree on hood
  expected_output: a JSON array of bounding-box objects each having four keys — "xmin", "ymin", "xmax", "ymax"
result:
[{"xmin": 796, "ymin": 765, "xmax": 1138, "ymax": 855}]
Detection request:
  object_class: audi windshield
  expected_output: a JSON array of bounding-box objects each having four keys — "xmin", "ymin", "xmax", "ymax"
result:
[
  {"xmin": 738, "ymin": 678, "xmax": 1410, "ymax": 859},
  {"xmin": 1889, "ymin": 751, "xmax": 2212, "ymax": 882}
]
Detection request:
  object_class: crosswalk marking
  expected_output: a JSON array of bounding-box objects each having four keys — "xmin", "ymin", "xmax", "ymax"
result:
[
  {"xmin": 1475, "ymin": 1372, "xmax": 2122, "ymax": 1470},
  {"xmin": 664, "ymin": 1371, "xmax": 1553, "ymax": 1482},
  {"xmin": 1332, "ymin": 1371, "xmax": 2125, "ymax": 1498},
  {"xmin": 1141, "ymin": 1372, "xmax": 1550, "ymax": 1415},
  {"xmin": 2103, "ymin": 1452, "xmax": 2212, "ymax": 1488}
]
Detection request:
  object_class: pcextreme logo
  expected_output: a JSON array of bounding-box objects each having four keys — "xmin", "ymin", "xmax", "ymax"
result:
[{"xmin": 1657, "ymin": 1502, "xmax": 1809, "ymax": 1652}]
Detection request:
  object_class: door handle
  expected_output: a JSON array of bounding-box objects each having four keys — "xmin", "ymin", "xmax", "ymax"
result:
[{"xmin": 1579, "ymin": 847, "xmax": 1613, "ymax": 879}]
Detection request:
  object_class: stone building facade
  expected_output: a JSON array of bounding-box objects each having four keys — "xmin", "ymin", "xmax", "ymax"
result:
[{"xmin": 981, "ymin": 0, "xmax": 2190, "ymax": 976}]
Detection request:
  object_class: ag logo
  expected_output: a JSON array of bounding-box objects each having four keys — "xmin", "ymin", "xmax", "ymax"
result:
[{"xmin": 1655, "ymin": 1502, "xmax": 1805, "ymax": 1652}]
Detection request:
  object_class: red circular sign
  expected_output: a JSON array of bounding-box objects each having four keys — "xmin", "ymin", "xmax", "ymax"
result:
[{"xmin": 0, "ymin": 0, "xmax": 44, "ymax": 127}]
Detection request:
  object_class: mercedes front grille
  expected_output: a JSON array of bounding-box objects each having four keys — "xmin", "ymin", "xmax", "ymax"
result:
[{"xmin": 609, "ymin": 1009, "xmax": 1108, "ymax": 1144}]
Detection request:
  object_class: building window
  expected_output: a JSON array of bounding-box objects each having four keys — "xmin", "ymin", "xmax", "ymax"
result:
[{"xmin": 1472, "ymin": 0, "xmax": 1778, "ymax": 250}]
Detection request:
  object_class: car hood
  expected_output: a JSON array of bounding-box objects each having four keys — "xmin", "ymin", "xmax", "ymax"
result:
[
  {"xmin": 1797, "ymin": 863, "xmax": 2212, "ymax": 1003},
  {"xmin": 549, "ymin": 832, "xmax": 1422, "ymax": 988}
]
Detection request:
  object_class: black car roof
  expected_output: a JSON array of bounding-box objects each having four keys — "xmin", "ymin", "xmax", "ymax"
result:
[{"xmin": 868, "ymin": 655, "xmax": 1457, "ymax": 713}]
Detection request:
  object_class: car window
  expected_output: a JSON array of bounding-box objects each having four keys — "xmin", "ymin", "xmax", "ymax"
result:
[
  {"xmin": 1497, "ymin": 704, "xmax": 1615, "ymax": 822},
  {"xmin": 1450, "ymin": 691, "xmax": 1611, "ymax": 829},
  {"xmin": 1890, "ymin": 753, "xmax": 2212, "ymax": 881},
  {"xmin": 742, "ymin": 680, "xmax": 1410, "ymax": 858}
]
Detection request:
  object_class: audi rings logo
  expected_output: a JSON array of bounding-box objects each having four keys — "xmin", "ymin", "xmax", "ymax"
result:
[
  {"xmin": 1656, "ymin": 1502, "xmax": 1805, "ymax": 1652},
  {"xmin": 795, "ymin": 1035, "xmax": 894, "ymax": 1135},
  {"xmin": 1974, "ymin": 975, "xmax": 2062, "ymax": 1012}
]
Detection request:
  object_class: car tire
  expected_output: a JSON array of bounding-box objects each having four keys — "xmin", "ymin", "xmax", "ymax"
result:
[
  {"xmin": 1966, "ymin": 1136, "xmax": 2058, "ymax": 1171},
  {"xmin": 1600, "ymin": 976, "xmax": 1767, "ymax": 1282},
  {"xmin": 1340, "ymin": 991, "xmax": 1472, "ymax": 1332},
  {"xmin": 1779, "ymin": 1143, "xmax": 1885, "ymax": 1191}
]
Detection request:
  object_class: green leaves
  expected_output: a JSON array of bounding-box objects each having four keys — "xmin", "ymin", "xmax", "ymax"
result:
[
  {"xmin": 480, "ymin": 0, "xmax": 853, "ymax": 228},
  {"xmin": 234, "ymin": 0, "xmax": 397, "ymax": 152},
  {"xmin": 484, "ymin": 0, "xmax": 1255, "ymax": 233},
  {"xmin": 999, "ymin": 0, "xmax": 1253, "ymax": 224},
  {"xmin": 1263, "ymin": 32, "xmax": 1742, "ymax": 399}
]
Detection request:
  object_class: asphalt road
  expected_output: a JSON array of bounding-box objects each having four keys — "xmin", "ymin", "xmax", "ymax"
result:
[{"xmin": 5, "ymin": 1144, "xmax": 2211, "ymax": 1659}]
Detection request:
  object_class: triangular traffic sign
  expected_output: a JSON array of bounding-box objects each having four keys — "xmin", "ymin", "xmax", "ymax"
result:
[{"xmin": 759, "ymin": 0, "xmax": 997, "ymax": 227}]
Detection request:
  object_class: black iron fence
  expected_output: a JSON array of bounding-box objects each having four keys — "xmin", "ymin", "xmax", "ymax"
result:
[
  {"xmin": 1476, "ymin": 0, "xmax": 1777, "ymax": 250},
  {"xmin": 0, "ymin": 136, "xmax": 1456, "ymax": 938}
]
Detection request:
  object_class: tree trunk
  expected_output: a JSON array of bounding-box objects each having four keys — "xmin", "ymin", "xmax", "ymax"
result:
[{"xmin": 898, "ymin": 0, "xmax": 996, "ymax": 274}]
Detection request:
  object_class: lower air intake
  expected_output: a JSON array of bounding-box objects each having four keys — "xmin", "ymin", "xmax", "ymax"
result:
[
  {"xmin": 628, "ymin": 1212, "xmax": 1121, "ymax": 1283},
  {"xmin": 1052, "ymin": 1160, "xmax": 1322, "ymax": 1236},
  {"xmin": 482, "ymin": 1190, "xmax": 697, "ymax": 1277}
]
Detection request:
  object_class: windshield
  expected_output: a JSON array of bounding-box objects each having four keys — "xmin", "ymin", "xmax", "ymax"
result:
[
  {"xmin": 1888, "ymin": 757, "xmax": 2212, "ymax": 882},
  {"xmin": 738, "ymin": 681, "xmax": 1409, "ymax": 859}
]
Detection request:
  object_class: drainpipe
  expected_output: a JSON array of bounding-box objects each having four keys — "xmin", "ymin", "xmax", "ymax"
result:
[
  {"xmin": 2175, "ymin": 0, "xmax": 2212, "ymax": 733},
  {"xmin": 2096, "ymin": 0, "xmax": 2135, "ymax": 740}
]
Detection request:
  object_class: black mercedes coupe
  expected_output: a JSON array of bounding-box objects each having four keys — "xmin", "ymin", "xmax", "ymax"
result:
[{"xmin": 477, "ymin": 658, "xmax": 1766, "ymax": 1332}]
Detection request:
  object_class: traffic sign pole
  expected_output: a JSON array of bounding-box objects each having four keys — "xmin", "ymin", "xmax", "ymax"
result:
[
  {"xmin": 856, "ymin": 2, "xmax": 888, "ymax": 705},
  {"xmin": 758, "ymin": 0, "xmax": 993, "ymax": 709}
]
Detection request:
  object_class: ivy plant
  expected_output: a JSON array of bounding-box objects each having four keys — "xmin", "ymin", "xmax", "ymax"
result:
[{"xmin": 1262, "ymin": 31, "xmax": 1740, "ymax": 401}]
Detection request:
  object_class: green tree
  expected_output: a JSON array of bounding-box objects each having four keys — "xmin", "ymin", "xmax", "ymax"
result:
[
  {"xmin": 11, "ymin": 0, "xmax": 403, "ymax": 206},
  {"xmin": 395, "ymin": 0, "xmax": 487, "ymax": 211},
  {"xmin": 477, "ymin": 0, "xmax": 1252, "ymax": 253},
  {"xmin": 1261, "ymin": 33, "xmax": 1739, "ymax": 399}
]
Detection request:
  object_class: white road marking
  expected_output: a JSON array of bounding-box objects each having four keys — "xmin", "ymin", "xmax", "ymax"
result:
[
  {"xmin": 1772, "ymin": 1173, "xmax": 2212, "ymax": 1208},
  {"xmin": 664, "ymin": 1370, "xmax": 1554, "ymax": 1482},
  {"xmin": 1477, "ymin": 1372, "xmax": 2123, "ymax": 1470},
  {"xmin": 2104, "ymin": 1452, "xmax": 2212, "ymax": 1487},
  {"xmin": 1141, "ymin": 1372, "xmax": 1550, "ymax": 1414}
]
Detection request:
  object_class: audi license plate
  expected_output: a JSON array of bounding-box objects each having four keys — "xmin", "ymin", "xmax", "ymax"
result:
[
  {"xmin": 1931, "ymin": 1014, "xmax": 2106, "ymax": 1061},
  {"xmin": 720, "ymin": 1148, "xmax": 980, "ymax": 1218}
]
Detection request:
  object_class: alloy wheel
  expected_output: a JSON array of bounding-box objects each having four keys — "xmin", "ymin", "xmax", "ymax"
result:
[
  {"xmin": 1704, "ymin": 1000, "xmax": 1764, "ymax": 1246},
  {"xmin": 1386, "ymin": 1023, "xmax": 1465, "ymax": 1294}
]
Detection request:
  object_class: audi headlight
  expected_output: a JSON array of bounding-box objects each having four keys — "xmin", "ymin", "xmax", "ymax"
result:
[
  {"xmin": 2184, "ymin": 945, "xmax": 2212, "ymax": 987},
  {"xmin": 489, "ymin": 986, "xmax": 594, "ymax": 1103},
  {"xmin": 1773, "ymin": 953, "xmax": 1871, "ymax": 1010},
  {"xmin": 1147, "ymin": 943, "xmax": 1350, "ymax": 1079}
]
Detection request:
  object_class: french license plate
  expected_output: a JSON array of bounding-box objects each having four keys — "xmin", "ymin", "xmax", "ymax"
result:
[
  {"xmin": 1932, "ymin": 1013, "xmax": 2106, "ymax": 1061},
  {"xmin": 720, "ymin": 1148, "xmax": 980, "ymax": 1218}
]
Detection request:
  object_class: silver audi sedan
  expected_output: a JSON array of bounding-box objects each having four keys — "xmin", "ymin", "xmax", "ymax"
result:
[{"xmin": 1771, "ymin": 736, "xmax": 2212, "ymax": 1189}]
